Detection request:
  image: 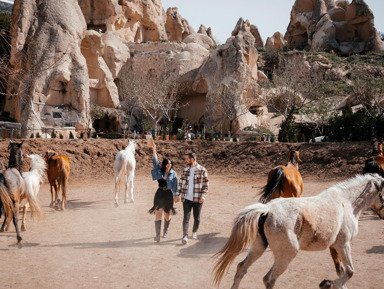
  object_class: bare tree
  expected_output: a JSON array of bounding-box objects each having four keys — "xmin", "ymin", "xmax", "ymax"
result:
[
  {"xmin": 261, "ymin": 54, "xmax": 323, "ymax": 141},
  {"xmin": 352, "ymin": 68, "xmax": 384, "ymax": 135},
  {"xmin": 126, "ymin": 64, "xmax": 181, "ymax": 136},
  {"xmin": 300, "ymin": 95, "xmax": 337, "ymax": 135},
  {"xmin": 216, "ymin": 81, "xmax": 254, "ymax": 134},
  {"xmin": 118, "ymin": 72, "xmax": 142, "ymax": 131}
]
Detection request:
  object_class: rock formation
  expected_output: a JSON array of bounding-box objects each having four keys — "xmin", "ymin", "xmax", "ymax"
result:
[
  {"xmin": 265, "ymin": 32, "xmax": 287, "ymax": 51},
  {"xmin": 6, "ymin": 0, "xmax": 89, "ymax": 137},
  {"xmin": 285, "ymin": 0, "xmax": 384, "ymax": 55}
]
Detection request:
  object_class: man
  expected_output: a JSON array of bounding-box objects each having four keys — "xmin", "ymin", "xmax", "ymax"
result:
[{"xmin": 175, "ymin": 153, "xmax": 209, "ymax": 244}]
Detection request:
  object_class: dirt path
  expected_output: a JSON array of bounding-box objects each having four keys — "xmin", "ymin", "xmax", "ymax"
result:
[{"xmin": 1, "ymin": 174, "xmax": 383, "ymax": 289}]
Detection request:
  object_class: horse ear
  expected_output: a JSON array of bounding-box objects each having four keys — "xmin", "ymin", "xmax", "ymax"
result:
[
  {"xmin": 18, "ymin": 140, "xmax": 24, "ymax": 147},
  {"xmin": 297, "ymin": 145, "xmax": 302, "ymax": 151},
  {"xmin": 9, "ymin": 140, "xmax": 13, "ymax": 144},
  {"xmin": 287, "ymin": 144, "xmax": 292, "ymax": 150}
]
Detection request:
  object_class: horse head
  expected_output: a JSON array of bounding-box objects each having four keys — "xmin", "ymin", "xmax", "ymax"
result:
[
  {"xmin": 127, "ymin": 140, "xmax": 136, "ymax": 155},
  {"xmin": 8, "ymin": 140, "xmax": 24, "ymax": 172},
  {"xmin": 44, "ymin": 151, "xmax": 57, "ymax": 163},
  {"xmin": 288, "ymin": 145, "xmax": 302, "ymax": 165},
  {"xmin": 370, "ymin": 176, "xmax": 384, "ymax": 219}
]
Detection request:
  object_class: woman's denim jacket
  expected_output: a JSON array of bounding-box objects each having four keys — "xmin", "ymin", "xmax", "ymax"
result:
[{"xmin": 151, "ymin": 154, "xmax": 178, "ymax": 195}]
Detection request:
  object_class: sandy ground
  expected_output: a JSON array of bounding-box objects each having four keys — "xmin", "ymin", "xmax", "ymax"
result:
[{"xmin": 0, "ymin": 173, "xmax": 383, "ymax": 289}]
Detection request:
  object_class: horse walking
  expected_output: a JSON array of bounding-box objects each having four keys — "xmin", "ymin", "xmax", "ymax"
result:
[
  {"xmin": 259, "ymin": 145, "xmax": 303, "ymax": 203},
  {"xmin": 114, "ymin": 141, "xmax": 136, "ymax": 207},
  {"xmin": 213, "ymin": 174, "xmax": 384, "ymax": 289},
  {"xmin": 0, "ymin": 141, "xmax": 26, "ymax": 247},
  {"xmin": 44, "ymin": 151, "xmax": 70, "ymax": 210},
  {"xmin": 20, "ymin": 154, "xmax": 46, "ymax": 231}
]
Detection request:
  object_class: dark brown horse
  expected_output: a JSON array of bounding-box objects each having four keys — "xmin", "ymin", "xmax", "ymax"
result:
[
  {"xmin": 259, "ymin": 145, "xmax": 303, "ymax": 203},
  {"xmin": 44, "ymin": 151, "xmax": 70, "ymax": 210},
  {"xmin": 0, "ymin": 140, "xmax": 26, "ymax": 247}
]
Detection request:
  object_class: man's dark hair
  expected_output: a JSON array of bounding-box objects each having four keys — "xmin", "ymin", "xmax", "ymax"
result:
[{"xmin": 186, "ymin": 152, "xmax": 196, "ymax": 162}]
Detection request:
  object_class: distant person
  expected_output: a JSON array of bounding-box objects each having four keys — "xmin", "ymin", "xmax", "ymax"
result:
[
  {"xmin": 149, "ymin": 141, "xmax": 177, "ymax": 243},
  {"xmin": 175, "ymin": 153, "xmax": 209, "ymax": 244}
]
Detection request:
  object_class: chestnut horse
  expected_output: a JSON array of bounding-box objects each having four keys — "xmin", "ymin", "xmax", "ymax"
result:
[
  {"xmin": 44, "ymin": 151, "xmax": 70, "ymax": 210},
  {"xmin": 363, "ymin": 140, "xmax": 384, "ymax": 177},
  {"xmin": 213, "ymin": 174, "xmax": 384, "ymax": 289},
  {"xmin": 0, "ymin": 141, "xmax": 26, "ymax": 247},
  {"xmin": 259, "ymin": 145, "xmax": 303, "ymax": 203}
]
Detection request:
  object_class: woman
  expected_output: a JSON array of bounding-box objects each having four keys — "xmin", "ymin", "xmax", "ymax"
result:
[{"xmin": 149, "ymin": 141, "xmax": 177, "ymax": 243}]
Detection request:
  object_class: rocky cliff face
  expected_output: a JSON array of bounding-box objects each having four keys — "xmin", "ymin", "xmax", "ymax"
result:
[
  {"xmin": 285, "ymin": 0, "xmax": 384, "ymax": 55},
  {"xmin": 5, "ymin": 0, "xmax": 384, "ymax": 138},
  {"xmin": 6, "ymin": 0, "xmax": 89, "ymax": 136}
]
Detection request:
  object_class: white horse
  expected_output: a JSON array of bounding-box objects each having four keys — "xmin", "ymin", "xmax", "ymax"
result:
[
  {"xmin": 213, "ymin": 174, "xmax": 384, "ymax": 289},
  {"xmin": 114, "ymin": 141, "xmax": 136, "ymax": 207},
  {"xmin": 21, "ymin": 154, "xmax": 46, "ymax": 231}
]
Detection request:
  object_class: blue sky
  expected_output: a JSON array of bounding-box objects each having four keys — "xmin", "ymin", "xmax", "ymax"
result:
[{"xmin": 163, "ymin": 0, "xmax": 384, "ymax": 44}]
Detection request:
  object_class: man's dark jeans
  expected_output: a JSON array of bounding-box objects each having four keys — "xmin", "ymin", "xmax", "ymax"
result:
[{"xmin": 182, "ymin": 199, "xmax": 203, "ymax": 236}]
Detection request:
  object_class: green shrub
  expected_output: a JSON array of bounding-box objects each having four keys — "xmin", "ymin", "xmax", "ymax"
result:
[
  {"xmin": 30, "ymin": 133, "xmax": 34, "ymax": 139},
  {"xmin": 69, "ymin": 131, "xmax": 74, "ymax": 139},
  {"xmin": 270, "ymin": 135, "xmax": 276, "ymax": 142},
  {"xmin": 36, "ymin": 132, "xmax": 41, "ymax": 138},
  {"xmin": 51, "ymin": 131, "xmax": 57, "ymax": 138},
  {"xmin": 79, "ymin": 131, "xmax": 84, "ymax": 139},
  {"xmin": 59, "ymin": 134, "xmax": 64, "ymax": 139}
]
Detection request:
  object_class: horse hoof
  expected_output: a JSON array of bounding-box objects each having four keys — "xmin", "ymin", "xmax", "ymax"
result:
[
  {"xmin": 17, "ymin": 242, "xmax": 22, "ymax": 249},
  {"xmin": 21, "ymin": 225, "xmax": 26, "ymax": 232},
  {"xmin": 319, "ymin": 280, "xmax": 332, "ymax": 289},
  {"xmin": 124, "ymin": 200, "xmax": 128, "ymax": 204},
  {"xmin": 114, "ymin": 202, "xmax": 119, "ymax": 208},
  {"xmin": 130, "ymin": 200, "xmax": 134, "ymax": 203}
]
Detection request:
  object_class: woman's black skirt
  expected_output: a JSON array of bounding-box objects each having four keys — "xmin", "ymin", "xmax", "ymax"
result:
[{"xmin": 148, "ymin": 187, "xmax": 176, "ymax": 215}]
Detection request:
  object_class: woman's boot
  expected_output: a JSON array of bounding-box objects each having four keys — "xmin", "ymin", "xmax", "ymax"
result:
[
  {"xmin": 154, "ymin": 220, "xmax": 161, "ymax": 243},
  {"xmin": 163, "ymin": 219, "xmax": 171, "ymax": 238}
]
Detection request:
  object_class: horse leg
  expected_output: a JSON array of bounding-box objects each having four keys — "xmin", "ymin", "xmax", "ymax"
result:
[
  {"xmin": 124, "ymin": 174, "xmax": 128, "ymax": 204},
  {"xmin": 12, "ymin": 201, "xmax": 22, "ymax": 247},
  {"xmin": 231, "ymin": 238, "xmax": 268, "ymax": 289},
  {"xmin": 320, "ymin": 243, "xmax": 353, "ymax": 289},
  {"xmin": 49, "ymin": 184, "xmax": 54, "ymax": 207},
  {"xmin": 53, "ymin": 182, "xmax": 59, "ymax": 208},
  {"xmin": 329, "ymin": 247, "xmax": 345, "ymax": 278},
  {"xmin": 114, "ymin": 175, "xmax": 119, "ymax": 207},
  {"xmin": 129, "ymin": 172, "xmax": 134, "ymax": 203},
  {"xmin": 61, "ymin": 183, "xmax": 67, "ymax": 211},
  {"xmin": 263, "ymin": 245, "xmax": 298, "ymax": 289},
  {"xmin": 21, "ymin": 202, "xmax": 30, "ymax": 231},
  {"xmin": 0, "ymin": 211, "xmax": 6, "ymax": 232}
]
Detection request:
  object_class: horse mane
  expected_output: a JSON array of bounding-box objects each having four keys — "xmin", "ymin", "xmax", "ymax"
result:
[
  {"xmin": 289, "ymin": 150, "xmax": 299, "ymax": 166},
  {"xmin": 8, "ymin": 141, "xmax": 23, "ymax": 173},
  {"xmin": 332, "ymin": 174, "xmax": 383, "ymax": 192},
  {"xmin": 27, "ymin": 154, "xmax": 47, "ymax": 177}
]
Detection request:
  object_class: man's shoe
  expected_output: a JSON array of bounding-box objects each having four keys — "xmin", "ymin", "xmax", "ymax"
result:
[
  {"xmin": 182, "ymin": 235, "xmax": 188, "ymax": 245},
  {"xmin": 192, "ymin": 232, "xmax": 197, "ymax": 239}
]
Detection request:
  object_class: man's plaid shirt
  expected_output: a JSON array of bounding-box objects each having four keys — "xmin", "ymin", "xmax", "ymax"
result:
[{"xmin": 176, "ymin": 163, "xmax": 209, "ymax": 202}]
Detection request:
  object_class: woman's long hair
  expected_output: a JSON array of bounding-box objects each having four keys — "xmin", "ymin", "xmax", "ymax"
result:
[{"xmin": 161, "ymin": 158, "xmax": 174, "ymax": 173}]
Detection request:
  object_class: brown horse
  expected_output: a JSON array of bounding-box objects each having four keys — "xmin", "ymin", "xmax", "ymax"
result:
[
  {"xmin": 44, "ymin": 151, "xmax": 70, "ymax": 210},
  {"xmin": 363, "ymin": 140, "xmax": 384, "ymax": 177},
  {"xmin": 259, "ymin": 145, "xmax": 303, "ymax": 203},
  {"xmin": 0, "ymin": 140, "xmax": 26, "ymax": 247}
]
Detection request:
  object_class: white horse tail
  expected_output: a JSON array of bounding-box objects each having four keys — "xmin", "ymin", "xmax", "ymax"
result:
[
  {"xmin": 213, "ymin": 203, "xmax": 269, "ymax": 285},
  {"xmin": 24, "ymin": 181, "xmax": 43, "ymax": 220},
  {"xmin": 0, "ymin": 174, "xmax": 14, "ymax": 223}
]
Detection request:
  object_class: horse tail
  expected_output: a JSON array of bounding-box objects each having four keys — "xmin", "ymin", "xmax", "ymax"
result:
[
  {"xmin": 0, "ymin": 174, "xmax": 14, "ymax": 224},
  {"xmin": 23, "ymin": 179, "xmax": 43, "ymax": 220},
  {"xmin": 212, "ymin": 203, "xmax": 269, "ymax": 286},
  {"xmin": 114, "ymin": 154, "xmax": 127, "ymax": 182},
  {"xmin": 259, "ymin": 167, "xmax": 285, "ymax": 203}
]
